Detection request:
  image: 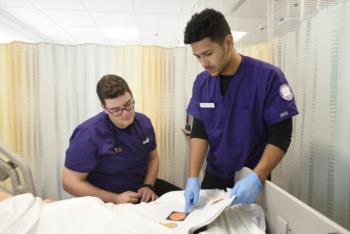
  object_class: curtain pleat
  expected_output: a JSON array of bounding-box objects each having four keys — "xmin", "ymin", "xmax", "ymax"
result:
[
  {"xmin": 0, "ymin": 43, "xmax": 201, "ymax": 200},
  {"xmin": 238, "ymin": 1, "xmax": 350, "ymax": 229}
]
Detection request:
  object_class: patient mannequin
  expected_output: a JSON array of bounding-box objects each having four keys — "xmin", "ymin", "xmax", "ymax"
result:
[
  {"xmin": 0, "ymin": 190, "xmax": 266, "ymax": 234},
  {"xmin": 0, "ymin": 191, "xmax": 54, "ymax": 203},
  {"xmin": 0, "ymin": 191, "xmax": 11, "ymax": 200}
]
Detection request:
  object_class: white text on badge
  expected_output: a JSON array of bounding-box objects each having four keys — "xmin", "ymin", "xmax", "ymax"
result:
[{"xmin": 200, "ymin": 103, "xmax": 215, "ymax": 108}]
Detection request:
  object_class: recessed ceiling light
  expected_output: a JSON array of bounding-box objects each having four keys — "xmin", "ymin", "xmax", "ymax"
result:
[{"xmin": 101, "ymin": 27, "xmax": 139, "ymax": 40}]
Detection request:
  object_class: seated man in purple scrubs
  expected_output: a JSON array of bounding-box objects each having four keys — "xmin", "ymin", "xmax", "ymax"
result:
[
  {"xmin": 63, "ymin": 74, "xmax": 179, "ymax": 204},
  {"xmin": 183, "ymin": 9, "xmax": 299, "ymax": 213}
]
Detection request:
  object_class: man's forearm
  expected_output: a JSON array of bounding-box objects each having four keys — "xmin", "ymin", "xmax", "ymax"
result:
[
  {"xmin": 143, "ymin": 150, "xmax": 159, "ymax": 186},
  {"xmin": 64, "ymin": 179, "xmax": 119, "ymax": 203},
  {"xmin": 253, "ymin": 144, "xmax": 285, "ymax": 182},
  {"xmin": 189, "ymin": 138, "xmax": 209, "ymax": 177}
]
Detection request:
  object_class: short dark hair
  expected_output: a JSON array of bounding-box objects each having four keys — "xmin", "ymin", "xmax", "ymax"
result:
[
  {"xmin": 184, "ymin": 8, "xmax": 231, "ymax": 44},
  {"xmin": 96, "ymin": 74, "xmax": 132, "ymax": 105}
]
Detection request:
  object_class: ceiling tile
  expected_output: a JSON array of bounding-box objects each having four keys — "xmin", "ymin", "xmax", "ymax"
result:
[
  {"xmin": 2, "ymin": 7, "xmax": 53, "ymax": 26},
  {"xmin": 136, "ymin": 13, "xmax": 179, "ymax": 29},
  {"xmin": 193, "ymin": 0, "xmax": 267, "ymax": 17},
  {"xmin": 0, "ymin": 18, "xmax": 43, "ymax": 42},
  {"xmin": 180, "ymin": 0, "xmax": 198, "ymax": 14},
  {"xmin": 65, "ymin": 27, "xmax": 109, "ymax": 44},
  {"xmin": 177, "ymin": 14, "xmax": 191, "ymax": 30},
  {"xmin": 0, "ymin": 0, "xmax": 31, "ymax": 7},
  {"xmin": 42, "ymin": 9, "xmax": 96, "ymax": 27},
  {"xmin": 31, "ymin": 24, "xmax": 74, "ymax": 44},
  {"xmin": 196, "ymin": 0, "xmax": 237, "ymax": 14},
  {"xmin": 82, "ymin": 0, "xmax": 134, "ymax": 12},
  {"xmin": 229, "ymin": 0, "xmax": 267, "ymax": 18},
  {"xmin": 91, "ymin": 12, "xmax": 136, "ymax": 27},
  {"xmin": 0, "ymin": 0, "xmax": 270, "ymax": 46},
  {"xmin": 0, "ymin": 30, "xmax": 30, "ymax": 43},
  {"xmin": 30, "ymin": 0, "xmax": 84, "ymax": 10},
  {"xmin": 226, "ymin": 16, "xmax": 266, "ymax": 32},
  {"xmin": 140, "ymin": 28, "xmax": 177, "ymax": 47},
  {"xmin": 134, "ymin": 0, "xmax": 184, "ymax": 14}
]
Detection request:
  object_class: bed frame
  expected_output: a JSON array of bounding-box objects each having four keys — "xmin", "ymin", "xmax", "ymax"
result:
[
  {"xmin": 0, "ymin": 143, "xmax": 35, "ymax": 195},
  {"xmin": 235, "ymin": 168, "xmax": 349, "ymax": 234}
]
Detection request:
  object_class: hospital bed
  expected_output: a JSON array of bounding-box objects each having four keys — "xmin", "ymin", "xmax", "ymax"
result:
[
  {"xmin": 0, "ymin": 142, "xmax": 349, "ymax": 234},
  {"xmin": 0, "ymin": 143, "xmax": 35, "ymax": 195}
]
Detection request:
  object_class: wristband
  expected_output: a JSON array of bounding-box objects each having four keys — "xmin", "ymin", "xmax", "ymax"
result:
[{"xmin": 140, "ymin": 184, "xmax": 154, "ymax": 190}]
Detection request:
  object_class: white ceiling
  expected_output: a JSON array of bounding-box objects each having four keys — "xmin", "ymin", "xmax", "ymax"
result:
[{"xmin": 0, "ymin": 0, "xmax": 269, "ymax": 47}]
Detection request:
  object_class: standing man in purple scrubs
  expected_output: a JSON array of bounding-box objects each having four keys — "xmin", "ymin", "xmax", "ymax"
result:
[
  {"xmin": 183, "ymin": 9, "xmax": 298, "ymax": 213},
  {"xmin": 63, "ymin": 74, "xmax": 179, "ymax": 204}
]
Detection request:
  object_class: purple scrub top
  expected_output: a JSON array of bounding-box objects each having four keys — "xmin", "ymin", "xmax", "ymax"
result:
[
  {"xmin": 64, "ymin": 112, "xmax": 156, "ymax": 193},
  {"xmin": 187, "ymin": 55, "xmax": 298, "ymax": 179}
]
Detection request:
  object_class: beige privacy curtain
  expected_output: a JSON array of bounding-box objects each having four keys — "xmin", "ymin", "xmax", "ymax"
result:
[
  {"xmin": 236, "ymin": 41, "xmax": 273, "ymax": 64},
  {"xmin": 0, "ymin": 43, "xmax": 39, "ymax": 191},
  {"xmin": 0, "ymin": 43, "xmax": 201, "ymax": 199}
]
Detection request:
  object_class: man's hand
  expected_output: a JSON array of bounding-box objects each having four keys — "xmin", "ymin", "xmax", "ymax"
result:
[
  {"xmin": 184, "ymin": 177, "xmax": 200, "ymax": 213},
  {"xmin": 230, "ymin": 172, "xmax": 262, "ymax": 205},
  {"xmin": 137, "ymin": 187, "xmax": 157, "ymax": 202},
  {"xmin": 115, "ymin": 191, "xmax": 140, "ymax": 204}
]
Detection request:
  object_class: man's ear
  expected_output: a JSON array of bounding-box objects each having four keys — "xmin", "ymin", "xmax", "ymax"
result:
[
  {"xmin": 225, "ymin": 34, "xmax": 234, "ymax": 50},
  {"xmin": 101, "ymin": 104, "xmax": 108, "ymax": 114}
]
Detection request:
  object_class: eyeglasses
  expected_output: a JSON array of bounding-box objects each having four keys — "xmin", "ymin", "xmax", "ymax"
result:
[{"xmin": 106, "ymin": 100, "xmax": 135, "ymax": 117}]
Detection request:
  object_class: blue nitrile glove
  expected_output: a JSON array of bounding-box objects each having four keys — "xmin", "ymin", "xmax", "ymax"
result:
[
  {"xmin": 230, "ymin": 172, "xmax": 262, "ymax": 205},
  {"xmin": 184, "ymin": 177, "xmax": 200, "ymax": 213}
]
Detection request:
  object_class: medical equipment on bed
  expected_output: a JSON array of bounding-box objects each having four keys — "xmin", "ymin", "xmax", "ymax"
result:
[{"xmin": 0, "ymin": 143, "xmax": 35, "ymax": 195}]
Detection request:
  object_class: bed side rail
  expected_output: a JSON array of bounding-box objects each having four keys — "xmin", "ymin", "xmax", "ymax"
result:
[
  {"xmin": 235, "ymin": 167, "xmax": 349, "ymax": 234},
  {"xmin": 0, "ymin": 143, "xmax": 35, "ymax": 195}
]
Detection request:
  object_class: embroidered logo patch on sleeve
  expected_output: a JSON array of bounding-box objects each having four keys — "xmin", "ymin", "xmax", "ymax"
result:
[{"xmin": 279, "ymin": 84, "xmax": 294, "ymax": 101}]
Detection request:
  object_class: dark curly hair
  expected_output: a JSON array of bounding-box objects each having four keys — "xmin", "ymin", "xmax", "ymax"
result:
[
  {"xmin": 184, "ymin": 8, "xmax": 231, "ymax": 44},
  {"xmin": 96, "ymin": 74, "xmax": 133, "ymax": 106}
]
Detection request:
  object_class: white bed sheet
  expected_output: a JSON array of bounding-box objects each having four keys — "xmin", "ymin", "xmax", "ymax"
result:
[
  {"xmin": 0, "ymin": 193, "xmax": 42, "ymax": 234},
  {"xmin": 0, "ymin": 190, "xmax": 266, "ymax": 234},
  {"xmin": 204, "ymin": 204, "xmax": 266, "ymax": 234}
]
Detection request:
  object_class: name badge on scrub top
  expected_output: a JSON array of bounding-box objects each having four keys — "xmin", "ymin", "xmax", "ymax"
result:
[
  {"xmin": 200, "ymin": 102, "xmax": 215, "ymax": 108},
  {"xmin": 143, "ymin": 137, "xmax": 150, "ymax": 145}
]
